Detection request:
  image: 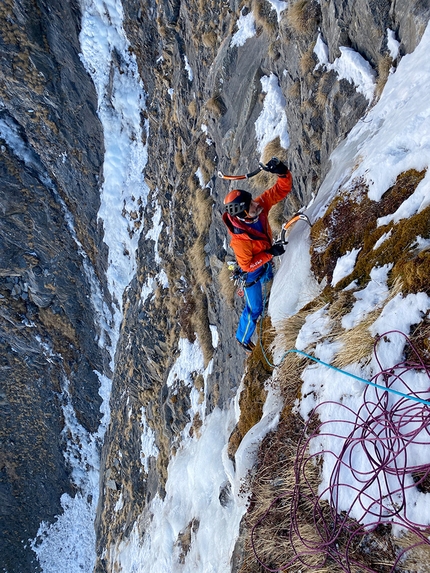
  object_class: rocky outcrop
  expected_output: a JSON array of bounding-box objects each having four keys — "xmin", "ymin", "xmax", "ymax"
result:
[
  {"xmin": 0, "ymin": 1, "xmax": 109, "ymax": 571},
  {"xmin": 1, "ymin": 0, "xmax": 429, "ymax": 572}
]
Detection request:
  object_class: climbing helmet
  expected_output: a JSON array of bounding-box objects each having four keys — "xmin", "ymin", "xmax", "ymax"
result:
[{"xmin": 224, "ymin": 189, "xmax": 252, "ymax": 217}]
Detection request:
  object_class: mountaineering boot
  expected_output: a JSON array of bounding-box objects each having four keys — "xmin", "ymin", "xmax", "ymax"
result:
[{"xmin": 238, "ymin": 340, "xmax": 256, "ymax": 354}]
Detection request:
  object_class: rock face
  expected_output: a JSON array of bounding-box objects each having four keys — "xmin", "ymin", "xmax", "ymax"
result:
[
  {"xmin": 0, "ymin": 0, "xmax": 429, "ymax": 572},
  {"xmin": 0, "ymin": 1, "xmax": 109, "ymax": 571}
]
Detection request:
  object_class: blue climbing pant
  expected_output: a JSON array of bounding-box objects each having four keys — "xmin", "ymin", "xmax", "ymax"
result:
[{"xmin": 236, "ymin": 263, "xmax": 273, "ymax": 346}]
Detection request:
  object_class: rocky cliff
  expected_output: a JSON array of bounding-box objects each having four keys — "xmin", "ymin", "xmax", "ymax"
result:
[
  {"xmin": 0, "ymin": 1, "xmax": 429, "ymax": 572},
  {"xmin": 1, "ymin": 1, "xmax": 110, "ymax": 570}
]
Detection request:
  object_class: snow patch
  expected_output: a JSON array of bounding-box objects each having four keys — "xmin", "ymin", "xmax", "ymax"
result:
[
  {"xmin": 314, "ymin": 35, "xmax": 376, "ymax": 101},
  {"xmin": 341, "ymin": 264, "xmax": 393, "ymax": 330},
  {"xmin": 331, "ymin": 248, "xmax": 361, "ymax": 286},
  {"xmin": 267, "ymin": 0, "xmax": 288, "ymax": 22},
  {"xmin": 387, "ymin": 28, "xmax": 400, "ymax": 60},
  {"xmin": 230, "ymin": 9, "xmax": 256, "ymax": 47},
  {"xmin": 255, "ymin": 74, "xmax": 290, "ymax": 154},
  {"xmin": 140, "ymin": 407, "xmax": 159, "ymax": 472}
]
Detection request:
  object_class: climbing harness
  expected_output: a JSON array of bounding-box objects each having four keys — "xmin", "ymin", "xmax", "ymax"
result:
[{"xmin": 227, "ymin": 260, "xmax": 247, "ymax": 297}]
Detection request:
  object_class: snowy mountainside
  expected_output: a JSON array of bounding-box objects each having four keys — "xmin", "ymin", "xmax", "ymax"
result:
[
  {"xmin": 1, "ymin": 1, "xmax": 430, "ymax": 573},
  {"xmin": 102, "ymin": 14, "xmax": 430, "ymax": 573},
  {"xmin": 243, "ymin": 24, "xmax": 430, "ymax": 573}
]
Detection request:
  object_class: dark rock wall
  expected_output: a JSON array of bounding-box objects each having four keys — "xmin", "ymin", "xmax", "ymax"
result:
[
  {"xmin": 1, "ymin": 0, "xmax": 430, "ymax": 572},
  {"xmin": 0, "ymin": 1, "xmax": 109, "ymax": 571}
]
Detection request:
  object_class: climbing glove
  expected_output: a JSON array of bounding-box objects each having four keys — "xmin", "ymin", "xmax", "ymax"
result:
[
  {"xmin": 267, "ymin": 243, "xmax": 285, "ymax": 257},
  {"xmin": 263, "ymin": 157, "xmax": 289, "ymax": 176}
]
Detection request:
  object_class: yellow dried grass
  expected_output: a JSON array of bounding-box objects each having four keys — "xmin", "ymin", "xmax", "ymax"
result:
[
  {"xmin": 205, "ymin": 94, "xmax": 226, "ymax": 117},
  {"xmin": 396, "ymin": 530, "xmax": 430, "ymax": 572},
  {"xmin": 332, "ymin": 308, "xmax": 380, "ymax": 368},
  {"xmin": 375, "ymin": 54, "xmax": 393, "ymax": 100},
  {"xmin": 286, "ymin": 0, "xmax": 320, "ymax": 35},
  {"xmin": 250, "ymin": 137, "xmax": 289, "ymax": 190},
  {"xmin": 242, "ymin": 429, "xmax": 327, "ymax": 573},
  {"xmin": 332, "ymin": 277, "xmax": 403, "ymax": 369},
  {"xmin": 251, "ymin": 0, "xmax": 278, "ymax": 35},
  {"xmin": 217, "ymin": 263, "xmax": 236, "ymax": 307},
  {"xmin": 274, "ymin": 300, "xmax": 326, "ymax": 354}
]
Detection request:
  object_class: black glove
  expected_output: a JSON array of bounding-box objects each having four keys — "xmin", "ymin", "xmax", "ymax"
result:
[
  {"xmin": 263, "ymin": 157, "xmax": 289, "ymax": 176},
  {"xmin": 267, "ymin": 243, "xmax": 285, "ymax": 257}
]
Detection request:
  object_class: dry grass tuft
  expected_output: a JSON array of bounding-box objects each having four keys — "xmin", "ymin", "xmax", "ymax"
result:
[
  {"xmin": 300, "ymin": 98, "xmax": 314, "ymax": 115},
  {"xmin": 409, "ymin": 316, "xmax": 430, "ymax": 361},
  {"xmin": 274, "ymin": 311, "xmax": 310, "ymax": 353},
  {"xmin": 205, "ymin": 94, "xmax": 227, "ymax": 117},
  {"xmin": 274, "ymin": 298, "xmax": 328, "ymax": 356},
  {"xmin": 189, "ymin": 236, "xmax": 211, "ymax": 287},
  {"xmin": 315, "ymin": 72, "xmax": 335, "ymax": 110},
  {"xmin": 217, "ymin": 263, "xmax": 236, "ymax": 307},
  {"xmin": 268, "ymin": 40, "xmax": 281, "ymax": 60},
  {"xmin": 332, "ymin": 308, "xmax": 380, "ymax": 368},
  {"xmin": 375, "ymin": 55, "xmax": 393, "ymax": 100},
  {"xmin": 324, "ymin": 289, "xmax": 355, "ymax": 324},
  {"xmin": 174, "ymin": 151, "xmax": 184, "ymax": 172},
  {"xmin": 286, "ymin": 0, "xmax": 321, "ymax": 35},
  {"xmin": 251, "ymin": 0, "xmax": 278, "ymax": 35},
  {"xmin": 201, "ymin": 30, "xmax": 217, "ymax": 49},
  {"xmin": 195, "ymin": 142, "xmax": 215, "ymax": 184},
  {"xmin": 278, "ymin": 353, "xmax": 308, "ymax": 411},
  {"xmin": 193, "ymin": 187, "xmax": 214, "ymax": 235},
  {"xmin": 187, "ymin": 99, "xmax": 198, "ymax": 118},
  {"xmin": 192, "ymin": 290, "xmax": 214, "ymax": 366},
  {"xmin": 396, "ymin": 530, "xmax": 430, "ymax": 572},
  {"xmin": 300, "ymin": 46, "xmax": 317, "ymax": 76},
  {"xmin": 250, "ymin": 137, "xmax": 289, "ymax": 190},
  {"xmin": 187, "ymin": 173, "xmax": 199, "ymax": 193},
  {"xmin": 394, "ymin": 248, "xmax": 430, "ymax": 295},
  {"xmin": 260, "ymin": 137, "xmax": 288, "ymax": 166},
  {"xmin": 326, "ymin": 278, "xmax": 403, "ymax": 369},
  {"xmin": 315, "ymin": 82, "xmax": 329, "ymax": 109},
  {"xmin": 289, "ymin": 81, "xmax": 301, "ymax": 100}
]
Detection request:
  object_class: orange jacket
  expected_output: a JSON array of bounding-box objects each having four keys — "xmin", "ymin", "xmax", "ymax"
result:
[{"xmin": 222, "ymin": 173, "xmax": 293, "ymax": 272}]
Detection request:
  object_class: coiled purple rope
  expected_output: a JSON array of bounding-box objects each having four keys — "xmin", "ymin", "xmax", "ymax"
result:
[{"xmin": 251, "ymin": 331, "xmax": 430, "ymax": 572}]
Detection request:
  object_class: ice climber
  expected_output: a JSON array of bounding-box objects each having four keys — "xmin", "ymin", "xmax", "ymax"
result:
[{"xmin": 222, "ymin": 158, "xmax": 293, "ymax": 353}]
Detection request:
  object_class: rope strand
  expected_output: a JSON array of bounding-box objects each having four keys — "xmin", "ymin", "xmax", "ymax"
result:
[{"xmin": 252, "ymin": 296, "xmax": 430, "ymax": 570}]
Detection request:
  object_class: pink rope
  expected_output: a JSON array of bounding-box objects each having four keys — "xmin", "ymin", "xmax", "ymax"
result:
[{"xmin": 251, "ymin": 331, "xmax": 430, "ymax": 571}]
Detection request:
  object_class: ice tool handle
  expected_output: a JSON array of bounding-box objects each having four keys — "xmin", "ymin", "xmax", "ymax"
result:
[
  {"xmin": 217, "ymin": 157, "xmax": 281, "ymax": 181},
  {"xmin": 277, "ymin": 213, "xmax": 312, "ymax": 244}
]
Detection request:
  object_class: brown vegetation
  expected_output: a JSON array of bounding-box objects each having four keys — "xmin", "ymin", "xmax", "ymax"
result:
[
  {"xmin": 251, "ymin": 0, "xmax": 278, "ymax": 35},
  {"xmin": 217, "ymin": 262, "xmax": 237, "ymax": 308},
  {"xmin": 375, "ymin": 55, "xmax": 394, "ymax": 99},
  {"xmin": 310, "ymin": 169, "xmax": 428, "ymax": 288},
  {"xmin": 228, "ymin": 317, "xmax": 275, "ymax": 459},
  {"xmin": 285, "ymin": 0, "xmax": 321, "ymax": 35},
  {"xmin": 205, "ymin": 94, "xmax": 227, "ymax": 117}
]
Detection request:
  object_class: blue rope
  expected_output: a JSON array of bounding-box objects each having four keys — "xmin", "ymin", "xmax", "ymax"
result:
[
  {"xmin": 284, "ymin": 348, "xmax": 430, "ymax": 407},
  {"xmin": 258, "ymin": 286, "xmax": 430, "ymax": 408}
]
